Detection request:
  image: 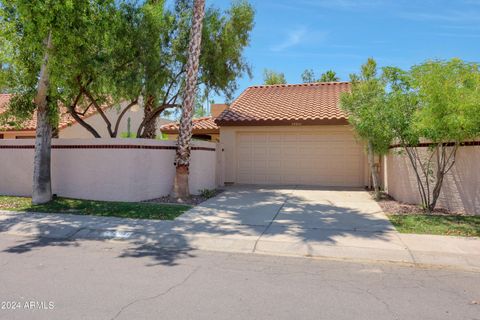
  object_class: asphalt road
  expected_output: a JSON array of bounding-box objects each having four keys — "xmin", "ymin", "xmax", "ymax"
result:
[{"xmin": 0, "ymin": 233, "xmax": 479, "ymax": 320}]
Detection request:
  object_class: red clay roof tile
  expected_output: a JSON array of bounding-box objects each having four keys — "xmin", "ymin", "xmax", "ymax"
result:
[
  {"xmin": 0, "ymin": 93, "xmax": 107, "ymax": 131},
  {"xmin": 215, "ymin": 82, "xmax": 351, "ymax": 125},
  {"xmin": 160, "ymin": 116, "xmax": 219, "ymax": 134}
]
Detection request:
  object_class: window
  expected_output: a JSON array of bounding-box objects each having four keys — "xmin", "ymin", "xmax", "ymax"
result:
[{"xmin": 15, "ymin": 135, "xmax": 35, "ymax": 139}]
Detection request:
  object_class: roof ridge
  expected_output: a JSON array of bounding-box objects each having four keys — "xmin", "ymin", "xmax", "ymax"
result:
[
  {"xmin": 193, "ymin": 116, "xmax": 213, "ymax": 121},
  {"xmin": 247, "ymin": 81, "xmax": 350, "ymax": 89},
  {"xmin": 161, "ymin": 116, "xmax": 214, "ymax": 127}
]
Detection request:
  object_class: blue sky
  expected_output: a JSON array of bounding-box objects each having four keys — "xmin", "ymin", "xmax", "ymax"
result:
[{"xmin": 208, "ymin": 0, "xmax": 480, "ymax": 102}]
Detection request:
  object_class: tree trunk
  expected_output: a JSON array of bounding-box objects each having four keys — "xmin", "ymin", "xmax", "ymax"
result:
[
  {"xmin": 32, "ymin": 32, "xmax": 53, "ymax": 205},
  {"xmin": 428, "ymin": 144, "xmax": 458, "ymax": 212},
  {"xmin": 139, "ymin": 99, "xmax": 158, "ymax": 139},
  {"xmin": 172, "ymin": 0, "xmax": 206, "ymax": 199},
  {"xmin": 404, "ymin": 146, "xmax": 429, "ymax": 212},
  {"xmin": 367, "ymin": 141, "xmax": 381, "ymax": 200}
]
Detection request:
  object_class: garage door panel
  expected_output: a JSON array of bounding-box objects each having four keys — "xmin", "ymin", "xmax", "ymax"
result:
[
  {"xmin": 268, "ymin": 135, "xmax": 283, "ymax": 142},
  {"xmin": 269, "ymin": 149, "xmax": 282, "ymax": 156},
  {"xmin": 237, "ymin": 173, "xmax": 252, "ymax": 184},
  {"xmin": 297, "ymin": 134, "xmax": 318, "ymax": 142},
  {"xmin": 236, "ymin": 131, "xmax": 364, "ymax": 187},
  {"xmin": 237, "ymin": 147, "xmax": 252, "ymax": 157},
  {"xmin": 253, "ymin": 135, "xmax": 268, "ymax": 143},
  {"xmin": 268, "ymin": 160, "xmax": 282, "ymax": 170}
]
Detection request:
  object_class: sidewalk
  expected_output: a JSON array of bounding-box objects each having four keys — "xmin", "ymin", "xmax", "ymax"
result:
[{"xmin": 1, "ymin": 209, "xmax": 480, "ymax": 272}]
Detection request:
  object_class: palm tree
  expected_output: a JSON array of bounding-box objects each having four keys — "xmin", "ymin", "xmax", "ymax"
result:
[
  {"xmin": 32, "ymin": 32, "xmax": 53, "ymax": 204},
  {"xmin": 172, "ymin": 0, "xmax": 206, "ymax": 199}
]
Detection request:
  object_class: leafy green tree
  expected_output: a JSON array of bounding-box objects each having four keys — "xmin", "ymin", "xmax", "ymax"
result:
[
  {"xmin": 0, "ymin": 0, "xmax": 121, "ymax": 203},
  {"xmin": 383, "ymin": 59, "xmax": 480, "ymax": 212},
  {"xmin": 134, "ymin": 0, "xmax": 255, "ymax": 138},
  {"xmin": 319, "ymin": 70, "xmax": 340, "ymax": 82},
  {"xmin": 15, "ymin": 0, "xmax": 254, "ymax": 140},
  {"xmin": 194, "ymin": 92, "xmax": 214, "ymax": 118},
  {"xmin": 301, "ymin": 69, "xmax": 340, "ymax": 83},
  {"xmin": 263, "ymin": 69, "xmax": 286, "ymax": 85},
  {"xmin": 341, "ymin": 58, "xmax": 393, "ymax": 199},
  {"xmin": 301, "ymin": 69, "xmax": 316, "ymax": 83}
]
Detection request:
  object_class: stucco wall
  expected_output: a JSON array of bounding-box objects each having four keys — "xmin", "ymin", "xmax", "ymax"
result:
[
  {"xmin": 219, "ymin": 125, "xmax": 368, "ymax": 185},
  {"xmin": 0, "ymin": 139, "xmax": 218, "ymax": 202},
  {"xmin": 0, "ymin": 131, "xmax": 36, "ymax": 139},
  {"xmin": 59, "ymin": 104, "xmax": 170, "ymax": 139},
  {"xmin": 385, "ymin": 146, "xmax": 480, "ymax": 215}
]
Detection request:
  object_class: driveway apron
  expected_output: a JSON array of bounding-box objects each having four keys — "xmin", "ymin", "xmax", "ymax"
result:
[{"xmin": 174, "ymin": 186, "xmax": 412, "ymax": 261}]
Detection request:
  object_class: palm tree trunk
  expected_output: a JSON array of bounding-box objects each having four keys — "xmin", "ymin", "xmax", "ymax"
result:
[
  {"xmin": 172, "ymin": 0, "xmax": 205, "ymax": 199},
  {"xmin": 32, "ymin": 32, "xmax": 53, "ymax": 205}
]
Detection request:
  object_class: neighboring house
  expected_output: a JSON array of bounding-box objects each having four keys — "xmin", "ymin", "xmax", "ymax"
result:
[
  {"xmin": 215, "ymin": 82, "xmax": 369, "ymax": 187},
  {"xmin": 159, "ymin": 104, "xmax": 226, "ymax": 142},
  {"xmin": 0, "ymin": 94, "xmax": 169, "ymax": 139}
]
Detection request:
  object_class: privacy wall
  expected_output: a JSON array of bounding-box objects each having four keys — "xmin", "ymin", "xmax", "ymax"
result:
[
  {"xmin": 384, "ymin": 144, "xmax": 480, "ymax": 215},
  {"xmin": 0, "ymin": 139, "xmax": 221, "ymax": 202}
]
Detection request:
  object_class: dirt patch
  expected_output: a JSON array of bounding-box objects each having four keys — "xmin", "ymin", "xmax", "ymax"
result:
[
  {"xmin": 372, "ymin": 192, "xmax": 466, "ymax": 216},
  {"xmin": 144, "ymin": 189, "xmax": 224, "ymax": 206}
]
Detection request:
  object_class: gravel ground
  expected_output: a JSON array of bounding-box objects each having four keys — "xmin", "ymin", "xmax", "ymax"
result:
[
  {"xmin": 372, "ymin": 191, "xmax": 465, "ymax": 216},
  {"xmin": 145, "ymin": 189, "xmax": 224, "ymax": 206}
]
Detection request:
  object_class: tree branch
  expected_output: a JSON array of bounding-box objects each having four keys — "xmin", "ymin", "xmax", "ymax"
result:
[
  {"xmin": 112, "ymin": 99, "xmax": 138, "ymax": 137},
  {"xmin": 81, "ymin": 88, "xmax": 114, "ymax": 137},
  {"xmin": 67, "ymin": 92, "xmax": 101, "ymax": 138}
]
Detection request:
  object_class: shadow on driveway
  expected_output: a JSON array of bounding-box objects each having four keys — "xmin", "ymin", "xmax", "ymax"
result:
[{"xmin": 0, "ymin": 186, "xmax": 398, "ymax": 266}]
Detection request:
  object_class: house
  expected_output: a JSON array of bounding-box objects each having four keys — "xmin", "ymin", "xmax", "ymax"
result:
[
  {"xmin": 214, "ymin": 82, "xmax": 369, "ymax": 187},
  {"xmin": 159, "ymin": 104, "xmax": 226, "ymax": 142},
  {"xmin": 0, "ymin": 94, "xmax": 170, "ymax": 139}
]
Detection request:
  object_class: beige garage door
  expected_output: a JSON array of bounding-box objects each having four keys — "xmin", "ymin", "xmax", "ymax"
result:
[{"xmin": 236, "ymin": 130, "xmax": 364, "ymax": 186}]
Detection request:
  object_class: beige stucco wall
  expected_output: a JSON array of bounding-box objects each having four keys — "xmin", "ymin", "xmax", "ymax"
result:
[
  {"xmin": 219, "ymin": 125, "xmax": 368, "ymax": 186},
  {"xmin": 0, "ymin": 131, "xmax": 36, "ymax": 139},
  {"xmin": 385, "ymin": 146, "xmax": 480, "ymax": 215},
  {"xmin": 59, "ymin": 104, "xmax": 171, "ymax": 139},
  {"xmin": 0, "ymin": 139, "xmax": 218, "ymax": 202}
]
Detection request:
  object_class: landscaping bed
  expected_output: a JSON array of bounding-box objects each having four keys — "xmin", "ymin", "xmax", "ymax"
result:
[
  {"xmin": 145, "ymin": 189, "xmax": 224, "ymax": 205},
  {"xmin": 0, "ymin": 196, "xmax": 191, "ymax": 220},
  {"xmin": 374, "ymin": 193, "xmax": 480, "ymax": 237}
]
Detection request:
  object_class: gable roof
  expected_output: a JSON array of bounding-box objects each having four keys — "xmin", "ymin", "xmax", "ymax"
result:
[
  {"xmin": 215, "ymin": 82, "xmax": 351, "ymax": 126},
  {"xmin": 0, "ymin": 93, "xmax": 107, "ymax": 131},
  {"xmin": 160, "ymin": 116, "xmax": 219, "ymax": 134}
]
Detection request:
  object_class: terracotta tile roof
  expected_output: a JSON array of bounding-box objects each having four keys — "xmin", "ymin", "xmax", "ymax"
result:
[
  {"xmin": 215, "ymin": 82, "xmax": 351, "ymax": 125},
  {"xmin": 0, "ymin": 93, "xmax": 106, "ymax": 131},
  {"xmin": 160, "ymin": 116, "xmax": 219, "ymax": 134}
]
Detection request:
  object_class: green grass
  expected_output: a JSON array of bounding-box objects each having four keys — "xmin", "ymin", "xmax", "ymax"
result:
[
  {"xmin": 0, "ymin": 196, "xmax": 191, "ymax": 220},
  {"xmin": 388, "ymin": 214, "xmax": 480, "ymax": 237}
]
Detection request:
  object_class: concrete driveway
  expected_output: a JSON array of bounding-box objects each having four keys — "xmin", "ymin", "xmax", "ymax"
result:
[
  {"xmin": 179, "ymin": 186, "xmax": 391, "ymax": 229},
  {"xmin": 176, "ymin": 186, "xmax": 411, "ymax": 261}
]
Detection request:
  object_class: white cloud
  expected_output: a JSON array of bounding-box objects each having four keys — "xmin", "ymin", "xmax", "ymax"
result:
[
  {"xmin": 271, "ymin": 27, "xmax": 327, "ymax": 52},
  {"xmin": 271, "ymin": 27, "xmax": 307, "ymax": 52},
  {"xmin": 400, "ymin": 10, "xmax": 480, "ymax": 22},
  {"xmin": 429, "ymin": 32, "xmax": 480, "ymax": 38},
  {"xmin": 302, "ymin": 0, "xmax": 387, "ymax": 9},
  {"xmin": 269, "ymin": 0, "xmax": 389, "ymax": 12}
]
